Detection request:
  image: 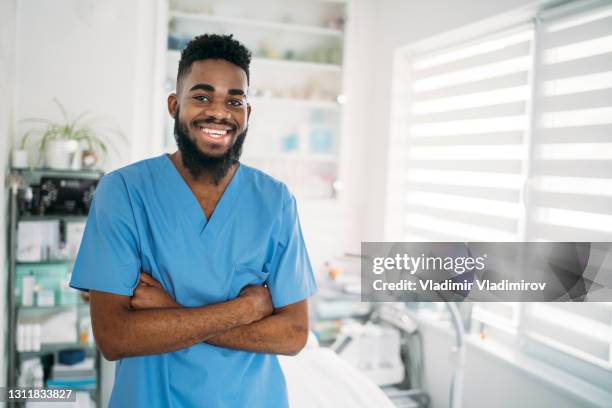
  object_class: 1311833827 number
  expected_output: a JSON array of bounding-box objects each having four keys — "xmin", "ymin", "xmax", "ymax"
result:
[{"xmin": 4, "ymin": 388, "xmax": 74, "ymax": 401}]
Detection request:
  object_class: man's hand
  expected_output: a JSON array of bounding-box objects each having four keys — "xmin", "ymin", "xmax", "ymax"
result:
[
  {"xmin": 130, "ymin": 274, "xmax": 273, "ymax": 323},
  {"xmin": 119, "ymin": 273, "xmax": 305, "ymax": 356},
  {"xmin": 238, "ymin": 285, "xmax": 273, "ymax": 321},
  {"xmin": 131, "ymin": 273, "xmax": 180, "ymax": 309}
]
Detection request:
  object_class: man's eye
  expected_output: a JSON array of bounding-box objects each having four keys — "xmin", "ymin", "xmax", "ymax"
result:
[
  {"xmin": 194, "ymin": 95, "xmax": 210, "ymax": 102},
  {"xmin": 228, "ymin": 99, "xmax": 243, "ymax": 107}
]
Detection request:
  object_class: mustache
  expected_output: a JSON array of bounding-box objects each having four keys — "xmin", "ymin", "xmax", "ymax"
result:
[{"xmin": 193, "ymin": 117, "xmax": 237, "ymax": 129}]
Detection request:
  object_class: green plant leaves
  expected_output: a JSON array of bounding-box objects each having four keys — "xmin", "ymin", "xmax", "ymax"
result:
[{"xmin": 18, "ymin": 98, "xmax": 126, "ymax": 166}]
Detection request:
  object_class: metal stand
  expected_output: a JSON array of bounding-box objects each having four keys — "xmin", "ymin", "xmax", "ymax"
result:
[{"xmin": 6, "ymin": 172, "xmax": 22, "ymax": 406}]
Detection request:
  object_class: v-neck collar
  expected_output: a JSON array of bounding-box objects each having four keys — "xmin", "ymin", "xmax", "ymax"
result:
[{"xmin": 161, "ymin": 154, "xmax": 245, "ymax": 245}]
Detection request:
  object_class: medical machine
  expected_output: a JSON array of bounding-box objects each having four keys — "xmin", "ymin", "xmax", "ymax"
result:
[
  {"xmin": 39, "ymin": 176, "xmax": 98, "ymax": 215},
  {"xmin": 331, "ymin": 322, "xmax": 405, "ymax": 386}
]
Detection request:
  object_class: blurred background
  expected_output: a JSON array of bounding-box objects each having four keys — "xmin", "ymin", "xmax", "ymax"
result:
[{"xmin": 1, "ymin": 0, "xmax": 611, "ymax": 407}]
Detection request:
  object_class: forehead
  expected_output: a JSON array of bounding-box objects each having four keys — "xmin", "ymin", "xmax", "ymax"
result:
[{"xmin": 182, "ymin": 59, "xmax": 248, "ymax": 92}]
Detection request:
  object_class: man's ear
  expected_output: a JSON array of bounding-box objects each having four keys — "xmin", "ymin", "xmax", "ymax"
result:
[
  {"xmin": 168, "ymin": 93, "xmax": 178, "ymax": 118},
  {"xmin": 246, "ymin": 103, "xmax": 252, "ymax": 122}
]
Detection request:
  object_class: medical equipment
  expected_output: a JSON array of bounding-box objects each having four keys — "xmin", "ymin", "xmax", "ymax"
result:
[
  {"xmin": 39, "ymin": 176, "xmax": 98, "ymax": 215},
  {"xmin": 332, "ymin": 303, "xmax": 465, "ymax": 408},
  {"xmin": 331, "ymin": 322, "xmax": 405, "ymax": 386},
  {"xmin": 446, "ymin": 302, "xmax": 466, "ymax": 408},
  {"xmin": 378, "ymin": 302, "xmax": 465, "ymax": 408},
  {"xmin": 318, "ymin": 253, "xmax": 466, "ymax": 408}
]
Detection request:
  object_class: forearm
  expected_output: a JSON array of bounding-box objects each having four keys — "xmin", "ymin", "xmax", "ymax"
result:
[
  {"xmin": 92, "ymin": 296, "xmax": 254, "ymax": 360},
  {"xmin": 206, "ymin": 311, "xmax": 309, "ymax": 355}
]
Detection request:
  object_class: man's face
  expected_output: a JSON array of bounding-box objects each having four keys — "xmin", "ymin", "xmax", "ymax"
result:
[{"xmin": 169, "ymin": 59, "xmax": 251, "ymax": 160}]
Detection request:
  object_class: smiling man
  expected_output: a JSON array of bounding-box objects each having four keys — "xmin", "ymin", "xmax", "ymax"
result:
[{"xmin": 70, "ymin": 34, "xmax": 317, "ymax": 408}]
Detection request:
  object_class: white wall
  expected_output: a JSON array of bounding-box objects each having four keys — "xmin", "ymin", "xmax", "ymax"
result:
[
  {"xmin": 336, "ymin": 0, "xmax": 380, "ymax": 254},
  {"xmin": 0, "ymin": 0, "xmax": 18, "ymax": 389},
  {"xmin": 14, "ymin": 0, "xmax": 163, "ymax": 170},
  {"xmin": 418, "ymin": 321, "xmax": 593, "ymax": 408}
]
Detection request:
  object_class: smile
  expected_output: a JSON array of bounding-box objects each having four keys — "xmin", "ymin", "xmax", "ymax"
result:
[
  {"xmin": 199, "ymin": 127, "xmax": 229, "ymax": 139},
  {"xmin": 196, "ymin": 124, "xmax": 235, "ymax": 143}
]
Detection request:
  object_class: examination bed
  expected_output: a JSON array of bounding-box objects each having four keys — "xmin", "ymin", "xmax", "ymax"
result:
[{"xmin": 278, "ymin": 337, "xmax": 396, "ymax": 408}]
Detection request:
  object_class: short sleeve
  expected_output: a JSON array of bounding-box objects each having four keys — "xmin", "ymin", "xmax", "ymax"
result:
[
  {"xmin": 70, "ymin": 172, "xmax": 141, "ymax": 296},
  {"xmin": 265, "ymin": 191, "xmax": 317, "ymax": 308}
]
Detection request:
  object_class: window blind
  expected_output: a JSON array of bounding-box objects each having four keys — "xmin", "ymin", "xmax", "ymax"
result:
[
  {"xmin": 398, "ymin": 26, "xmax": 534, "ymax": 242},
  {"xmin": 528, "ymin": 1, "xmax": 612, "ymax": 242},
  {"xmin": 389, "ymin": 0, "xmax": 612, "ymax": 371},
  {"xmin": 389, "ymin": 26, "xmax": 534, "ymax": 336},
  {"xmin": 522, "ymin": 0, "xmax": 612, "ymax": 370}
]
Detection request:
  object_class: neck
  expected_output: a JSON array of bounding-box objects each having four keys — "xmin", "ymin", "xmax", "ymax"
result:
[{"xmin": 169, "ymin": 151, "xmax": 238, "ymax": 191}]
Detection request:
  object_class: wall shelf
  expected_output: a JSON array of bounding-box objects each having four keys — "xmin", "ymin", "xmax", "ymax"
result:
[
  {"xmin": 18, "ymin": 215, "xmax": 88, "ymax": 222},
  {"xmin": 249, "ymin": 96, "xmax": 340, "ymax": 111},
  {"xmin": 252, "ymin": 57, "xmax": 342, "ymax": 72},
  {"xmin": 16, "ymin": 260, "xmax": 75, "ymax": 266},
  {"xmin": 18, "ymin": 342, "xmax": 96, "ymax": 358},
  {"xmin": 166, "ymin": 50, "xmax": 342, "ymax": 79},
  {"xmin": 246, "ymin": 153, "xmax": 337, "ymax": 162},
  {"xmin": 18, "ymin": 304, "xmax": 89, "ymax": 312},
  {"xmin": 11, "ymin": 167, "xmax": 103, "ymax": 178},
  {"xmin": 170, "ymin": 11, "xmax": 344, "ymax": 37}
]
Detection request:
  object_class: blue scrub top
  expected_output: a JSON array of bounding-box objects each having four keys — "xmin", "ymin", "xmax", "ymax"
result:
[{"xmin": 70, "ymin": 154, "xmax": 317, "ymax": 408}]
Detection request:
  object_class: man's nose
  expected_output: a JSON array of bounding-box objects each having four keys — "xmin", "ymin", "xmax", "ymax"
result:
[{"xmin": 204, "ymin": 101, "xmax": 231, "ymax": 121}]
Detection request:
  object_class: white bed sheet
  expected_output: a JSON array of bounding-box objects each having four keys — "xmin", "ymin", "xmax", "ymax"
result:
[{"xmin": 279, "ymin": 347, "xmax": 396, "ymax": 408}]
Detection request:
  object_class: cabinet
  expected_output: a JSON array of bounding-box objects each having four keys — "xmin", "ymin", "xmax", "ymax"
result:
[
  {"xmin": 6, "ymin": 168, "xmax": 102, "ymax": 407},
  {"xmin": 164, "ymin": 0, "xmax": 347, "ymax": 199}
]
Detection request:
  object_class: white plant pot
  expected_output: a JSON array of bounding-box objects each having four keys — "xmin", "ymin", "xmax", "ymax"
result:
[
  {"xmin": 11, "ymin": 149, "xmax": 29, "ymax": 169},
  {"xmin": 44, "ymin": 140, "xmax": 80, "ymax": 170}
]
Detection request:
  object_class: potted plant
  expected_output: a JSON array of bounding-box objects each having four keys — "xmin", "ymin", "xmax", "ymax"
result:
[{"xmin": 19, "ymin": 99, "xmax": 126, "ymax": 170}]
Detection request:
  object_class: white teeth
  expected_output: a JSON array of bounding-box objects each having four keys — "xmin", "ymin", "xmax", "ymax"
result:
[
  {"xmin": 199, "ymin": 127, "xmax": 228, "ymax": 139},
  {"xmin": 200, "ymin": 127, "xmax": 227, "ymax": 136}
]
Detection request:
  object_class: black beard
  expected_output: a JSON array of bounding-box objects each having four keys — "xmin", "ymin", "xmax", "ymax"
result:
[{"xmin": 174, "ymin": 107, "xmax": 247, "ymax": 184}]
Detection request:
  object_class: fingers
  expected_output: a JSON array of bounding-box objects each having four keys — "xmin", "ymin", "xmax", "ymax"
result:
[{"xmin": 139, "ymin": 272, "xmax": 162, "ymax": 287}]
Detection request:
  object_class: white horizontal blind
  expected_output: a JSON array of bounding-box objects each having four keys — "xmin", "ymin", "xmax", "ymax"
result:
[
  {"xmin": 398, "ymin": 26, "xmax": 534, "ymax": 242},
  {"xmin": 522, "ymin": 1, "xmax": 612, "ymax": 369},
  {"xmin": 390, "ymin": 27, "xmax": 534, "ymax": 332},
  {"xmin": 390, "ymin": 0, "xmax": 612, "ymax": 371},
  {"xmin": 528, "ymin": 1, "xmax": 612, "ymax": 242}
]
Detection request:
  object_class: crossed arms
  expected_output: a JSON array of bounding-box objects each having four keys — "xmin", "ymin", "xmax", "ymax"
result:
[{"xmin": 90, "ymin": 274, "xmax": 309, "ymax": 361}]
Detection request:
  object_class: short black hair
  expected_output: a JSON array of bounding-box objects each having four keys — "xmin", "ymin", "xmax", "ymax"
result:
[{"xmin": 177, "ymin": 34, "xmax": 252, "ymax": 91}]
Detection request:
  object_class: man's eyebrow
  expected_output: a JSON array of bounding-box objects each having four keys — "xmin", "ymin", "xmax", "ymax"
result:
[
  {"xmin": 188, "ymin": 83, "xmax": 246, "ymax": 97},
  {"xmin": 228, "ymin": 89, "xmax": 246, "ymax": 97},
  {"xmin": 189, "ymin": 83, "xmax": 215, "ymax": 92}
]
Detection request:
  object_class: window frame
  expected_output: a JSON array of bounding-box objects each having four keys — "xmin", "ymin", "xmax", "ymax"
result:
[{"xmin": 386, "ymin": 0, "xmax": 612, "ymax": 386}]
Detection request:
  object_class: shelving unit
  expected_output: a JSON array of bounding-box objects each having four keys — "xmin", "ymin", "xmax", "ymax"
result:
[
  {"xmin": 16, "ymin": 260, "xmax": 77, "ymax": 267},
  {"xmin": 169, "ymin": 10, "xmax": 344, "ymax": 37},
  {"xmin": 248, "ymin": 96, "xmax": 341, "ymax": 111},
  {"xmin": 252, "ymin": 57, "xmax": 342, "ymax": 72},
  {"xmin": 164, "ymin": 0, "xmax": 348, "ymax": 199},
  {"xmin": 166, "ymin": 49, "xmax": 343, "ymax": 105},
  {"xmin": 6, "ymin": 168, "xmax": 103, "ymax": 407},
  {"xmin": 17, "ymin": 343, "xmax": 97, "ymax": 360}
]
